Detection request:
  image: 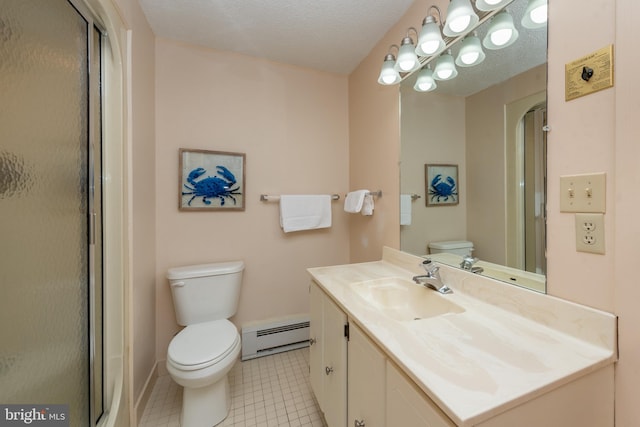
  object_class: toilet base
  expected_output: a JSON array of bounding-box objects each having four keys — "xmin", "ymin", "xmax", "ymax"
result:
[{"xmin": 181, "ymin": 376, "xmax": 231, "ymax": 427}]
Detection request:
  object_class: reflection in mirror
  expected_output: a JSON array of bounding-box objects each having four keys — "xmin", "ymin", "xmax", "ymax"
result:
[{"xmin": 399, "ymin": 0, "xmax": 547, "ymax": 292}]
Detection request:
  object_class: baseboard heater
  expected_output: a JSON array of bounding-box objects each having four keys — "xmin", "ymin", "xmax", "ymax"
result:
[{"xmin": 241, "ymin": 315, "xmax": 310, "ymax": 361}]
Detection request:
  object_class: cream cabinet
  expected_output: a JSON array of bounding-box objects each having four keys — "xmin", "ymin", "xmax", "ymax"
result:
[
  {"xmin": 311, "ymin": 281, "xmax": 455, "ymax": 427},
  {"xmin": 309, "ymin": 281, "xmax": 347, "ymax": 427},
  {"xmin": 347, "ymin": 323, "xmax": 386, "ymax": 427},
  {"xmin": 386, "ymin": 362, "xmax": 456, "ymax": 427}
]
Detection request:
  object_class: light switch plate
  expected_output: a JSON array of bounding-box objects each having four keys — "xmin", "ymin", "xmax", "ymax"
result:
[
  {"xmin": 575, "ymin": 213, "xmax": 605, "ymax": 254},
  {"xmin": 560, "ymin": 173, "xmax": 606, "ymax": 213}
]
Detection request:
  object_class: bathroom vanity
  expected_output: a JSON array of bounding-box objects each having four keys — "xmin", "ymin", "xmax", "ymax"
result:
[{"xmin": 307, "ymin": 248, "xmax": 617, "ymax": 427}]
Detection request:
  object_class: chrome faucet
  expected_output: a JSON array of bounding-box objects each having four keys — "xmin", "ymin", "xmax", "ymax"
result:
[
  {"xmin": 460, "ymin": 255, "xmax": 483, "ymax": 274},
  {"xmin": 412, "ymin": 259, "xmax": 453, "ymax": 294}
]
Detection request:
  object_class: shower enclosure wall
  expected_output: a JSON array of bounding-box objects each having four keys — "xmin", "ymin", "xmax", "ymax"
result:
[{"xmin": 0, "ymin": 0, "xmax": 127, "ymax": 425}]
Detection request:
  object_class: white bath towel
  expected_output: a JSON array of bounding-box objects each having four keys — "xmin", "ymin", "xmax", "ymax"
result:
[
  {"xmin": 400, "ymin": 194, "xmax": 412, "ymax": 225},
  {"xmin": 279, "ymin": 195, "xmax": 332, "ymax": 233},
  {"xmin": 361, "ymin": 194, "xmax": 374, "ymax": 216},
  {"xmin": 344, "ymin": 190, "xmax": 368, "ymax": 213}
]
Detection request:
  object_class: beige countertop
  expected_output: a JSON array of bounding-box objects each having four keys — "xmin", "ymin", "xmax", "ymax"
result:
[{"xmin": 307, "ymin": 247, "xmax": 617, "ymax": 426}]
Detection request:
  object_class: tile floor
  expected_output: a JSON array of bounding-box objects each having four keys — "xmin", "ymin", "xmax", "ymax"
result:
[{"xmin": 139, "ymin": 348, "xmax": 326, "ymax": 427}]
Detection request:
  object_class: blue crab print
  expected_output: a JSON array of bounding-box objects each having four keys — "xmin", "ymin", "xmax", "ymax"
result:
[
  {"xmin": 429, "ymin": 174, "xmax": 458, "ymax": 203},
  {"xmin": 182, "ymin": 166, "xmax": 241, "ymax": 206}
]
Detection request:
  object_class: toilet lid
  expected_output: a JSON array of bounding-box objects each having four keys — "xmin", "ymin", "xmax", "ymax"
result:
[{"xmin": 168, "ymin": 320, "xmax": 239, "ymax": 370}]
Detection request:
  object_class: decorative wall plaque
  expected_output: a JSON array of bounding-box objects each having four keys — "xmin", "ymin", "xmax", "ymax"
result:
[{"xmin": 565, "ymin": 45, "xmax": 614, "ymax": 101}]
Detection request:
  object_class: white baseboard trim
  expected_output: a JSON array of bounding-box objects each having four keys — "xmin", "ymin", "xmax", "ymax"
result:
[{"xmin": 134, "ymin": 362, "xmax": 158, "ymax": 425}]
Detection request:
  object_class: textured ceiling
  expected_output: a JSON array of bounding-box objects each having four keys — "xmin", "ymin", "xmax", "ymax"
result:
[
  {"xmin": 138, "ymin": 0, "xmax": 415, "ymax": 75},
  {"xmin": 138, "ymin": 0, "xmax": 546, "ymax": 93}
]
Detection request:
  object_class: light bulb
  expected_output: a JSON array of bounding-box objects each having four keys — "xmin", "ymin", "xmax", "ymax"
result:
[
  {"xmin": 455, "ymin": 33, "xmax": 485, "ymax": 67},
  {"xmin": 437, "ymin": 69, "xmax": 453, "ymax": 79},
  {"xmin": 414, "ymin": 67, "xmax": 437, "ymax": 92},
  {"xmin": 377, "ymin": 54, "xmax": 400, "ymax": 85},
  {"xmin": 382, "ymin": 73, "xmax": 398, "ymax": 84},
  {"xmin": 420, "ymin": 40, "xmax": 440, "ymax": 55},
  {"xmin": 433, "ymin": 50, "xmax": 457, "ymax": 81},
  {"xmin": 448, "ymin": 15, "xmax": 471, "ymax": 33},
  {"xmin": 530, "ymin": 5, "xmax": 548, "ymax": 24},
  {"xmin": 395, "ymin": 38, "xmax": 420, "ymax": 72},
  {"xmin": 460, "ymin": 51, "xmax": 480, "ymax": 65},
  {"xmin": 416, "ymin": 16, "xmax": 445, "ymax": 57},
  {"xmin": 490, "ymin": 28, "xmax": 512, "ymax": 46},
  {"xmin": 522, "ymin": 0, "xmax": 548, "ymax": 29},
  {"xmin": 418, "ymin": 81, "xmax": 435, "ymax": 91},
  {"xmin": 483, "ymin": 11, "xmax": 519, "ymax": 49}
]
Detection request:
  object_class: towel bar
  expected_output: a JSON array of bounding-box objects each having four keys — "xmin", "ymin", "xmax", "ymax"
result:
[
  {"xmin": 344, "ymin": 190, "xmax": 382, "ymax": 198},
  {"xmin": 260, "ymin": 194, "xmax": 341, "ymax": 202}
]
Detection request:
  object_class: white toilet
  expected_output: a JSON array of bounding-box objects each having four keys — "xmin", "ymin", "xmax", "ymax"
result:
[
  {"xmin": 428, "ymin": 240, "xmax": 474, "ymax": 257},
  {"xmin": 166, "ymin": 261, "xmax": 244, "ymax": 427}
]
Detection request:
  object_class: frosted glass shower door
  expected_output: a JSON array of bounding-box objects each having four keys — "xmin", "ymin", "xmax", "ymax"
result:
[{"xmin": 0, "ymin": 0, "xmax": 103, "ymax": 425}]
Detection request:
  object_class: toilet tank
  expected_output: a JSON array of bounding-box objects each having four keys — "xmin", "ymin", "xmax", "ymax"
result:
[
  {"xmin": 167, "ymin": 261, "xmax": 244, "ymax": 326},
  {"xmin": 428, "ymin": 240, "xmax": 474, "ymax": 257}
]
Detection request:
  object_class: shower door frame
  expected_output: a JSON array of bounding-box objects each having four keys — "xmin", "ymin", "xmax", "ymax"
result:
[{"xmin": 67, "ymin": 0, "xmax": 107, "ymax": 424}]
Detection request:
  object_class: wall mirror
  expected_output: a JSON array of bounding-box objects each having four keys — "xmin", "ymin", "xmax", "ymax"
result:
[{"xmin": 399, "ymin": 0, "xmax": 548, "ymax": 292}]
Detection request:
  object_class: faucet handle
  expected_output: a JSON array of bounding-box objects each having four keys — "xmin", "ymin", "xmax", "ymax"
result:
[{"xmin": 421, "ymin": 259, "xmax": 439, "ymax": 275}]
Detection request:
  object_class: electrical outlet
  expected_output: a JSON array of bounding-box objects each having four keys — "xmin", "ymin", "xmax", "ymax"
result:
[{"xmin": 575, "ymin": 213, "xmax": 605, "ymax": 254}]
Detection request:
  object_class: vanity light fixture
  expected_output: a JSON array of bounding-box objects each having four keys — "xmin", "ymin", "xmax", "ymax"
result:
[
  {"xmin": 455, "ymin": 32, "xmax": 486, "ymax": 67},
  {"xmin": 416, "ymin": 6, "xmax": 446, "ymax": 57},
  {"xmin": 394, "ymin": 28, "xmax": 421, "ymax": 72},
  {"xmin": 475, "ymin": 0, "xmax": 512, "ymax": 12},
  {"xmin": 413, "ymin": 66, "xmax": 438, "ymax": 92},
  {"xmin": 433, "ymin": 50, "xmax": 458, "ymax": 80},
  {"xmin": 443, "ymin": 0, "xmax": 479, "ymax": 37},
  {"xmin": 482, "ymin": 10, "xmax": 519, "ymax": 49},
  {"xmin": 521, "ymin": 0, "xmax": 547, "ymax": 29},
  {"xmin": 377, "ymin": 45, "xmax": 401, "ymax": 85}
]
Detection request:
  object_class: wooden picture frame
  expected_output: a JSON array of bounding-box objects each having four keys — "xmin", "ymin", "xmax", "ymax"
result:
[
  {"xmin": 179, "ymin": 148, "xmax": 245, "ymax": 211},
  {"xmin": 425, "ymin": 164, "xmax": 459, "ymax": 206}
]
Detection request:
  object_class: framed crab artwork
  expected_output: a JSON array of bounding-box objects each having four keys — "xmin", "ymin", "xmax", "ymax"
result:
[
  {"xmin": 425, "ymin": 164, "xmax": 459, "ymax": 207},
  {"xmin": 179, "ymin": 148, "xmax": 246, "ymax": 211}
]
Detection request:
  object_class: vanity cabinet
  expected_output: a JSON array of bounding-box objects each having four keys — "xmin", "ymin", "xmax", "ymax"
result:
[
  {"xmin": 347, "ymin": 323, "xmax": 386, "ymax": 427},
  {"xmin": 309, "ymin": 281, "xmax": 347, "ymax": 427},
  {"xmin": 386, "ymin": 362, "xmax": 455, "ymax": 427},
  {"xmin": 308, "ymin": 249, "xmax": 617, "ymax": 427},
  {"xmin": 311, "ymin": 281, "xmax": 454, "ymax": 427}
]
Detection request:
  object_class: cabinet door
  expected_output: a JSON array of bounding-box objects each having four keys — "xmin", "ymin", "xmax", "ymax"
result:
[
  {"xmin": 323, "ymin": 293, "xmax": 348, "ymax": 427},
  {"xmin": 309, "ymin": 282, "xmax": 324, "ymax": 410},
  {"xmin": 348, "ymin": 323, "xmax": 386, "ymax": 427},
  {"xmin": 386, "ymin": 362, "xmax": 456, "ymax": 427}
]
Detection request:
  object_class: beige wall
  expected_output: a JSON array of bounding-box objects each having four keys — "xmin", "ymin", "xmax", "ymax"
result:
[
  {"xmin": 400, "ymin": 89, "xmax": 467, "ymax": 255},
  {"xmin": 466, "ymin": 65, "xmax": 546, "ymax": 265},
  {"xmin": 347, "ymin": 0, "xmax": 439, "ymax": 263},
  {"xmin": 349, "ymin": 0, "xmax": 640, "ymax": 424},
  {"xmin": 154, "ymin": 39, "xmax": 350, "ymax": 361},
  {"xmin": 613, "ymin": 1, "xmax": 640, "ymax": 424}
]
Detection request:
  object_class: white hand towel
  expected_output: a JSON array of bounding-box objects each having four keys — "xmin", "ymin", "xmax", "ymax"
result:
[
  {"xmin": 400, "ymin": 194, "xmax": 412, "ymax": 225},
  {"xmin": 361, "ymin": 194, "xmax": 374, "ymax": 216},
  {"xmin": 279, "ymin": 195, "xmax": 332, "ymax": 233},
  {"xmin": 344, "ymin": 190, "xmax": 368, "ymax": 213}
]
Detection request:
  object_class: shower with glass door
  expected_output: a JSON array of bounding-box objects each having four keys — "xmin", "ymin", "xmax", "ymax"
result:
[{"xmin": 1, "ymin": 0, "xmax": 105, "ymax": 425}]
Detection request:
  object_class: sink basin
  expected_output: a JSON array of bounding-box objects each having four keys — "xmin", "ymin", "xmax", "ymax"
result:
[{"xmin": 350, "ymin": 277, "xmax": 465, "ymax": 322}]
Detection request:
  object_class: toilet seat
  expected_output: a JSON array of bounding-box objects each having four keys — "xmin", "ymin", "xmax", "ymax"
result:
[{"xmin": 168, "ymin": 319, "xmax": 240, "ymax": 371}]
